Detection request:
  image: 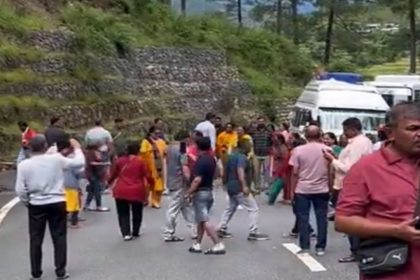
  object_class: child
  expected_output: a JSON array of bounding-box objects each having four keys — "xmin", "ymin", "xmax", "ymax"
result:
[{"xmin": 65, "ymin": 168, "xmax": 84, "ymax": 228}]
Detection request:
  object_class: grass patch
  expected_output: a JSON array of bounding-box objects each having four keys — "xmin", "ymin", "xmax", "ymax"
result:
[
  {"xmin": 69, "ymin": 93, "xmax": 136, "ymax": 106},
  {"xmin": 0, "ymin": 95, "xmax": 51, "ymax": 109},
  {"xmin": 0, "ymin": 69, "xmax": 38, "ymax": 83},
  {"xmin": 70, "ymin": 54, "xmax": 104, "ymax": 81},
  {"xmin": 0, "ymin": 0, "xmax": 46, "ymax": 35},
  {"xmin": 0, "ymin": 39, "xmax": 44, "ymax": 64},
  {"xmin": 361, "ymin": 58, "xmax": 413, "ymax": 79}
]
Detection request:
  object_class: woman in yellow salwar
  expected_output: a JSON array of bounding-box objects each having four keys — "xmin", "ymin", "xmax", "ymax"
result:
[
  {"xmin": 140, "ymin": 126, "xmax": 168, "ymax": 209},
  {"xmin": 216, "ymin": 123, "xmax": 238, "ymax": 170}
]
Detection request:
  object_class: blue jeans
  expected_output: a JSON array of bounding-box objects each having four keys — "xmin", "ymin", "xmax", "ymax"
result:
[
  {"xmin": 17, "ymin": 147, "xmax": 28, "ymax": 164},
  {"xmin": 295, "ymin": 193, "xmax": 329, "ymax": 250},
  {"xmin": 85, "ymin": 177, "xmax": 103, "ymax": 208}
]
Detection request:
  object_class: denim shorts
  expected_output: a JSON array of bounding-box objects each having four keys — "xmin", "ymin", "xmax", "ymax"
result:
[{"xmin": 192, "ymin": 190, "xmax": 214, "ymax": 223}]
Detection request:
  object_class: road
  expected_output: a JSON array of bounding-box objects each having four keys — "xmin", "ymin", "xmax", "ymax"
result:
[{"xmin": 0, "ymin": 189, "xmax": 359, "ymax": 280}]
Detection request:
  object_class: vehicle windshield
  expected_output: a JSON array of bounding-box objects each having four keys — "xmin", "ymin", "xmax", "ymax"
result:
[
  {"xmin": 319, "ymin": 109, "xmax": 386, "ymax": 132},
  {"xmin": 376, "ymin": 87, "xmax": 412, "ymax": 106}
]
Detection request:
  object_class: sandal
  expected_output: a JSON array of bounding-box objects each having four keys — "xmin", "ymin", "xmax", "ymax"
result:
[{"xmin": 164, "ymin": 236, "xmax": 185, "ymax": 242}]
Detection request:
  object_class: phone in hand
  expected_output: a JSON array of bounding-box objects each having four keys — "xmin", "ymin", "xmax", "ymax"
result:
[{"xmin": 415, "ymin": 217, "xmax": 420, "ymax": 230}]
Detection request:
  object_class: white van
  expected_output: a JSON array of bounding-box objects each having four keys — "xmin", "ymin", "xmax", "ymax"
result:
[
  {"xmin": 289, "ymin": 80, "xmax": 389, "ymax": 136},
  {"xmin": 366, "ymin": 75, "xmax": 420, "ymax": 106}
]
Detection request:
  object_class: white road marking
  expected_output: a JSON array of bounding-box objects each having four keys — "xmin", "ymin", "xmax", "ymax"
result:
[
  {"xmin": 283, "ymin": 243, "xmax": 327, "ymax": 272},
  {"xmin": 0, "ymin": 197, "xmax": 20, "ymax": 226}
]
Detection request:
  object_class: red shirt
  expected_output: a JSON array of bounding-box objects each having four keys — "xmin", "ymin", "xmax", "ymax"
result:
[
  {"xmin": 337, "ymin": 146, "xmax": 419, "ymax": 280},
  {"xmin": 109, "ymin": 156, "xmax": 154, "ymax": 202},
  {"xmin": 22, "ymin": 127, "xmax": 37, "ymax": 147},
  {"xmin": 187, "ymin": 144, "xmax": 199, "ymax": 170}
]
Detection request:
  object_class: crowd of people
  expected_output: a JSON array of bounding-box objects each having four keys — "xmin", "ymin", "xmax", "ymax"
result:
[{"xmin": 14, "ymin": 101, "xmax": 420, "ymax": 280}]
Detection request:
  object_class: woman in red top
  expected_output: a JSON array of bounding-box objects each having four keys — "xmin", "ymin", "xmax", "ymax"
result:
[
  {"xmin": 109, "ymin": 141, "xmax": 154, "ymax": 241},
  {"xmin": 267, "ymin": 132, "xmax": 290, "ymax": 205}
]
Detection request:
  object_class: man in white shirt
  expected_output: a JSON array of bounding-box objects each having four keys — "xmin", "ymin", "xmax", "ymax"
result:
[
  {"xmin": 85, "ymin": 119, "xmax": 114, "ymax": 156},
  {"xmin": 195, "ymin": 113, "xmax": 217, "ymax": 151},
  {"xmin": 324, "ymin": 117, "xmax": 373, "ymax": 263},
  {"xmin": 16, "ymin": 135, "xmax": 85, "ymax": 280}
]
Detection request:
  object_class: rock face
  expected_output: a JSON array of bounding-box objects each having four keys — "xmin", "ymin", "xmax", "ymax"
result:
[{"xmin": 1, "ymin": 29, "xmax": 259, "ymax": 123}]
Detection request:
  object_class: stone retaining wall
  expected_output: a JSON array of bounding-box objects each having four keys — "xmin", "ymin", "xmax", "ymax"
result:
[{"xmin": 0, "ymin": 29, "xmax": 295, "ymax": 157}]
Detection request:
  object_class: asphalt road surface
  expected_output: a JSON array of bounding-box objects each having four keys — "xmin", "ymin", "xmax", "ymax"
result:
[{"xmin": 0, "ymin": 189, "xmax": 359, "ymax": 280}]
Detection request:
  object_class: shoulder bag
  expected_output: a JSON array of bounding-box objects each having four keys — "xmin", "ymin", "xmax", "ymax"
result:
[{"xmin": 356, "ymin": 178, "xmax": 420, "ymax": 277}]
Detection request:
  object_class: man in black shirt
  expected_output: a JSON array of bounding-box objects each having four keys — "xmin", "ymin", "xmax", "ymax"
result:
[{"xmin": 185, "ymin": 137, "xmax": 225, "ymax": 255}]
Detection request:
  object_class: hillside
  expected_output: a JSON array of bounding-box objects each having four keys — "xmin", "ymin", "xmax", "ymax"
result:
[{"xmin": 0, "ymin": 0, "xmax": 313, "ymax": 158}]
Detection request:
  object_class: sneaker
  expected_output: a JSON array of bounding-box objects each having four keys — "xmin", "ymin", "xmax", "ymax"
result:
[
  {"xmin": 56, "ymin": 273, "xmax": 70, "ymax": 280},
  {"xmin": 217, "ymin": 230, "xmax": 233, "ymax": 239},
  {"xmin": 96, "ymin": 207, "xmax": 110, "ymax": 212},
  {"xmin": 248, "ymin": 233, "xmax": 269, "ymax": 241},
  {"xmin": 164, "ymin": 235, "xmax": 184, "ymax": 242},
  {"xmin": 204, "ymin": 243, "xmax": 226, "ymax": 255},
  {"xmin": 315, "ymin": 248, "xmax": 326, "ymax": 256},
  {"xmin": 188, "ymin": 242, "xmax": 202, "ymax": 253},
  {"xmin": 123, "ymin": 235, "xmax": 133, "ymax": 241}
]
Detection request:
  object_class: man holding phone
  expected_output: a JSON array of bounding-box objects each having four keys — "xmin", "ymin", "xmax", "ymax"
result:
[
  {"xmin": 335, "ymin": 102, "xmax": 420, "ymax": 279},
  {"xmin": 324, "ymin": 117, "xmax": 373, "ymax": 263}
]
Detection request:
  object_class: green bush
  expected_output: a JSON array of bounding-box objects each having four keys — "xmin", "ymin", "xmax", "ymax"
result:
[
  {"xmin": 0, "ymin": 1, "xmax": 46, "ymax": 35},
  {"xmin": 60, "ymin": 2, "xmax": 313, "ymax": 98},
  {"xmin": 62, "ymin": 3, "xmax": 141, "ymax": 55}
]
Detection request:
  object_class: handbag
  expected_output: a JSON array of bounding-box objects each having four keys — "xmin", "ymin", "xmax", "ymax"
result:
[{"xmin": 356, "ymin": 178, "xmax": 420, "ymax": 277}]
